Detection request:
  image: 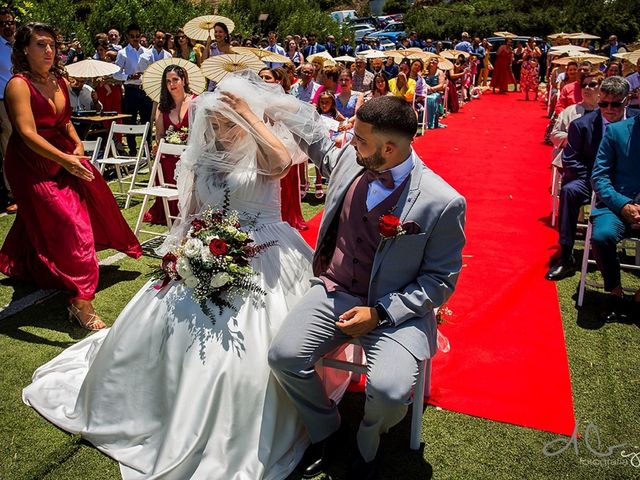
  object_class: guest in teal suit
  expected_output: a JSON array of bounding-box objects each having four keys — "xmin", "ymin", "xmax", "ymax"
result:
[{"xmin": 590, "ymin": 77, "xmax": 640, "ymax": 320}]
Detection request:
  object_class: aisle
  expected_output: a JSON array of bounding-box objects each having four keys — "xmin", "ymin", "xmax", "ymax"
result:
[{"xmin": 413, "ymin": 92, "xmax": 575, "ymax": 435}]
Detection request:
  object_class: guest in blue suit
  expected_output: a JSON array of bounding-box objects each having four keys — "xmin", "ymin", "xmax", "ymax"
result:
[
  {"xmin": 302, "ymin": 33, "xmax": 326, "ymax": 58},
  {"xmin": 546, "ymin": 76, "xmax": 638, "ymax": 280},
  {"xmin": 590, "ymin": 77, "xmax": 640, "ymax": 320}
]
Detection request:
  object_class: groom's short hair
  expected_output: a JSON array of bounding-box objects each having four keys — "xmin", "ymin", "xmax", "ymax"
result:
[{"xmin": 356, "ymin": 96, "xmax": 417, "ymax": 141}]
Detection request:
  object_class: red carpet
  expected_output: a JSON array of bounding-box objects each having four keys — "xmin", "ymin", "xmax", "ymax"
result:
[{"xmin": 302, "ymin": 91, "xmax": 575, "ymax": 436}]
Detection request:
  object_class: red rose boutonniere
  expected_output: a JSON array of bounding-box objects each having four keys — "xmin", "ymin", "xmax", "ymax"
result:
[{"xmin": 379, "ymin": 213, "xmax": 404, "ymax": 238}]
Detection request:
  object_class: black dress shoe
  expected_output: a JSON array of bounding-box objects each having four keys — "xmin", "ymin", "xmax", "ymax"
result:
[
  {"xmin": 347, "ymin": 451, "xmax": 378, "ymax": 480},
  {"xmin": 299, "ymin": 430, "xmax": 339, "ymax": 478},
  {"xmin": 545, "ymin": 258, "xmax": 576, "ymax": 281},
  {"xmin": 600, "ymin": 295, "xmax": 629, "ymax": 323}
]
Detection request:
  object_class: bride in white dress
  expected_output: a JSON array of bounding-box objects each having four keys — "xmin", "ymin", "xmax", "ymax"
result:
[{"xmin": 22, "ymin": 72, "xmax": 349, "ymax": 480}]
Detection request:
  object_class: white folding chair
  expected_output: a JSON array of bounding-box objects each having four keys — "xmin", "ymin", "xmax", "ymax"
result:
[
  {"xmin": 81, "ymin": 137, "xmax": 102, "ymax": 168},
  {"xmin": 442, "ymin": 84, "xmax": 449, "ymax": 113},
  {"xmin": 412, "ymin": 94, "xmax": 429, "ymax": 134},
  {"xmin": 128, "ymin": 139, "xmax": 187, "ymax": 238},
  {"xmin": 318, "ymin": 338, "xmax": 432, "ymax": 451},
  {"xmin": 577, "ymin": 192, "xmax": 640, "ymax": 306},
  {"xmin": 97, "ymin": 121, "xmax": 151, "ymax": 208}
]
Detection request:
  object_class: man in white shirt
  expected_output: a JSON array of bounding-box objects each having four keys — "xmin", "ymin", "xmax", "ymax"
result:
[
  {"xmin": 626, "ymin": 58, "xmax": 640, "ymax": 109},
  {"xmin": 264, "ymin": 31, "xmax": 286, "ymax": 69},
  {"xmin": 114, "ymin": 24, "xmax": 152, "ymax": 156},
  {"xmin": 108, "ymin": 29, "xmax": 122, "ymax": 52},
  {"xmin": 69, "ymin": 78, "xmax": 103, "ymax": 138},
  {"xmin": 0, "ymin": 7, "xmax": 15, "ymax": 212},
  {"xmin": 138, "ymin": 30, "xmax": 171, "ymax": 71}
]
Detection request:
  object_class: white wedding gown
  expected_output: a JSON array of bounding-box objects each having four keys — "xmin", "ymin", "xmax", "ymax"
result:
[{"xmin": 23, "ymin": 173, "xmax": 350, "ymax": 479}]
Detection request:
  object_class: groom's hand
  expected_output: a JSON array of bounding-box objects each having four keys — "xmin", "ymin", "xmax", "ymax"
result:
[{"xmin": 337, "ymin": 307, "xmax": 378, "ymax": 337}]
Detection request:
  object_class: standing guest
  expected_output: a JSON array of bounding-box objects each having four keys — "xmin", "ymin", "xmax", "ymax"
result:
[
  {"xmin": 269, "ymin": 96, "xmax": 465, "ymax": 480},
  {"xmin": 264, "ymin": 31, "xmax": 286, "ymax": 69},
  {"xmin": 139, "ymin": 34, "xmax": 148, "ymax": 49},
  {"xmin": 363, "ymin": 72, "xmax": 392, "ymax": 101},
  {"xmin": 478, "ymin": 40, "xmax": 493, "ymax": 87},
  {"xmin": 355, "ymin": 40, "xmax": 371, "ymax": 54},
  {"xmin": 338, "ymin": 37, "xmax": 354, "ymax": 57},
  {"xmin": 203, "ymin": 22, "xmax": 233, "ymax": 91},
  {"xmin": 139, "ymin": 30, "xmax": 172, "ymax": 71},
  {"xmin": 435, "ymin": 41, "xmax": 444, "ymax": 55},
  {"xmin": 470, "ymin": 37, "xmax": 485, "ymax": 85},
  {"xmin": 285, "ymin": 39, "xmax": 304, "ymax": 67},
  {"xmin": 174, "ymin": 28, "xmax": 202, "ymax": 66},
  {"xmin": 325, "ymin": 35, "xmax": 337, "ymax": 57},
  {"xmin": 454, "ymin": 32, "xmax": 472, "ymax": 53},
  {"xmin": 164, "ymin": 33, "xmax": 175, "ymax": 56},
  {"xmin": 290, "ymin": 62, "xmax": 320, "ymax": 103},
  {"xmin": 352, "ymin": 57, "xmax": 374, "ymax": 92},
  {"xmin": 590, "ymin": 79, "xmax": 640, "ymax": 321},
  {"xmin": 523, "ymin": 37, "xmax": 542, "ymax": 61},
  {"xmin": 490, "ymin": 37, "xmax": 516, "ymax": 93},
  {"xmin": 144, "ymin": 65, "xmax": 195, "ymax": 225},
  {"xmin": 0, "ymin": 22, "xmax": 141, "ymax": 330},
  {"xmin": 64, "ymin": 37, "xmax": 85, "ymax": 65},
  {"xmin": 0, "ymin": 7, "xmax": 16, "ymax": 213},
  {"xmin": 303, "ymin": 33, "xmax": 325, "ymax": 57},
  {"xmin": 423, "ymin": 38, "xmax": 436, "ymax": 53},
  {"xmin": 626, "ymin": 58, "xmax": 640, "ymax": 110},
  {"xmin": 114, "ymin": 24, "xmax": 153, "ymax": 156},
  {"xmin": 512, "ymin": 42, "xmax": 524, "ymax": 90},
  {"xmin": 520, "ymin": 56, "xmax": 540, "ymax": 101},
  {"xmin": 545, "ymin": 76, "xmax": 638, "ymax": 282},
  {"xmin": 601, "ymin": 35, "xmax": 627, "ymax": 59},
  {"xmin": 93, "ymin": 38, "xmax": 123, "ymax": 144},
  {"xmin": 107, "ymin": 28, "xmax": 122, "ymax": 51}
]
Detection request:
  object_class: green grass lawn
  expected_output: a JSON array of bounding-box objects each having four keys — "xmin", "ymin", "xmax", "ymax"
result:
[{"xmin": 0, "ymin": 188, "xmax": 639, "ymax": 480}]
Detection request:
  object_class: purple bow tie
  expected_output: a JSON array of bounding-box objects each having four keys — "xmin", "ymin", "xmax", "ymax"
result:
[{"xmin": 363, "ymin": 169, "xmax": 394, "ymax": 189}]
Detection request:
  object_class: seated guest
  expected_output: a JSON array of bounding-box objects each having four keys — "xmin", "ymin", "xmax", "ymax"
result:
[
  {"xmin": 388, "ymin": 60, "xmax": 415, "ymax": 103},
  {"xmin": 423, "ymin": 57, "xmax": 447, "ymax": 128},
  {"xmin": 384, "ymin": 56, "xmax": 399, "ymax": 78},
  {"xmin": 455, "ymin": 32, "xmax": 472, "ymax": 53},
  {"xmin": 605, "ymin": 60, "xmax": 623, "ymax": 77},
  {"xmin": 626, "ymin": 58, "xmax": 640, "ymax": 110},
  {"xmin": 335, "ymin": 70, "xmax": 363, "ymax": 129},
  {"xmin": 290, "ymin": 62, "xmax": 320, "ymax": 103},
  {"xmin": 590, "ymin": 77, "xmax": 640, "ymax": 320},
  {"xmin": 546, "ymin": 76, "xmax": 639, "ymax": 281},
  {"xmin": 352, "ymin": 57, "xmax": 374, "ymax": 92},
  {"xmin": 369, "ymin": 57, "xmax": 388, "ymax": 78},
  {"xmin": 555, "ymin": 61, "xmax": 593, "ymax": 115},
  {"xmin": 68, "ymin": 77, "xmax": 103, "ymax": 139},
  {"xmin": 363, "ymin": 72, "xmax": 393, "ymax": 101}
]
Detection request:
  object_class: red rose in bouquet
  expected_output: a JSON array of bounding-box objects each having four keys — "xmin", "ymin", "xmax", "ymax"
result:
[
  {"xmin": 161, "ymin": 252, "xmax": 179, "ymax": 277},
  {"xmin": 191, "ymin": 219, "xmax": 207, "ymax": 235},
  {"xmin": 209, "ymin": 239, "xmax": 228, "ymax": 256},
  {"xmin": 379, "ymin": 213, "xmax": 402, "ymax": 238}
]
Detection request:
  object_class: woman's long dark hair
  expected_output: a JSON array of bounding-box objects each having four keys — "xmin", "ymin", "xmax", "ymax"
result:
[
  {"xmin": 173, "ymin": 28, "xmax": 196, "ymax": 60},
  {"xmin": 214, "ymin": 22, "xmax": 230, "ymax": 45},
  {"xmin": 12, "ymin": 22, "xmax": 65, "ymax": 78},
  {"xmin": 370, "ymin": 72, "xmax": 389, "ymax": 94},
  {"xmin": 159, "ymin": 65, "xmax": 191, "ymax": 113}
]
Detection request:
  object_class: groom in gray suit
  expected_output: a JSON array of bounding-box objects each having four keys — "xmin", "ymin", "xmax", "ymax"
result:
[{"xmin": 268, "ymin": 96, "xmax": 466, "ymax": 479}]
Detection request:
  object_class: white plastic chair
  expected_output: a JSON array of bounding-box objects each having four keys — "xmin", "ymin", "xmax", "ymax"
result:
[
  {"xmin": 318, "ymin": 338, "xmax": 432, "ymax": 451},
  {"xmin": 97, "ymin": 121, "xmax": 151, "ymax": 208},
  {"xmin": 577, "ymin": 192, "xmax": 640, "ymax": 306},
  {"xmin": 81, "ymin": 137, "xmax": 102, "ymax": 168},
  {"xmin": 128, "ymin": 139, "xmax": 187, "ymax": 238},
  {"xmin": 412, "ymin": 94, "xmax": 429, "ymax": 134}
]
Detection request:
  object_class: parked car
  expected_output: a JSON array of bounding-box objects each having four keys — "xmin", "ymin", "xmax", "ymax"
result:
[
  {"xmin": 363, "ymin": 22, "xmax": 406, "ymax": 43},
  {"xmin": 351, "ymin": 24, "xmax": 377, "ymax": 43},
  {"xmin": 330, "ymin": 9, "xmax": 357, "ymax": 24},
  {"xmin": 346, "ymin": 16, "xmax": 382, "ymax": 29}
]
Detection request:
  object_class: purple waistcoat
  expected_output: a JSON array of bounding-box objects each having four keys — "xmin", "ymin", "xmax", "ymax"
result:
[{"xmin": 319, "ymin": 172, "xmax": 409, "ymax": 299}]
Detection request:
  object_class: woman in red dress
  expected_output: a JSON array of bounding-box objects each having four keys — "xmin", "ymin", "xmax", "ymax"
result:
[
  {"xmin": 0, "ymin": 23, "xmax": 142, "ymax": 330},
  {"xmin": 143, "ymin": 65, "xmax": 195, "ymax": 224},
  {"xmin": 490, "ymin": 37, "xmax": 516, "ymax": 94}
]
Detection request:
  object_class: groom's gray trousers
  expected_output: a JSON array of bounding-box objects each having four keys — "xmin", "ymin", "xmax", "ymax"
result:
[{"xmin": 268, "ymin": 282, "xmax": 420, "ymax": 462}]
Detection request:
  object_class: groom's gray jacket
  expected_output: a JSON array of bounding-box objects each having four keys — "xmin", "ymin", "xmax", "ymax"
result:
[{"xmin": 299, "ymin": 135, "xmax": 466, "ymax": 360}]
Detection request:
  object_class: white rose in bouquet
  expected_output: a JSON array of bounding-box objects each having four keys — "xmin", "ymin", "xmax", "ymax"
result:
[
  {"xmin": 210, "ymin": 272, "xmax": 232, "ymax": 289},
  {"xmin": 183, "ymin": 238, "xmax": 204, "ymax": 259}
]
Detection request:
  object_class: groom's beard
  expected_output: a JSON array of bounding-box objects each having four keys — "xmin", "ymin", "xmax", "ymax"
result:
[{"xmin": 356, "ymin": 146, "xmax": 385, "ymax": 172}]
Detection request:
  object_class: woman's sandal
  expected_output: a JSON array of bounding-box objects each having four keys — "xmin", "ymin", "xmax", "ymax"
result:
[{"xmin": 68, "ymin": 304, "xmax": 106, "ymax": 331}]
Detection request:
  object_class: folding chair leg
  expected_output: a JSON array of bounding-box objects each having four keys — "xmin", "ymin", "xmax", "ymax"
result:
[
  {"xmin": 577, "ymin": 221, "xmax": 593, "ymax": 307},
  {"xmin": 410, "ymin": 359, "xmax": 427, "ymax": 450},
  {"xmin": 162, "ymin": 197, "xmax": 172, "ymax": 229},
  {"xmin": 133, "ymin": 195, "xmax": 151, "ymax": 237}
]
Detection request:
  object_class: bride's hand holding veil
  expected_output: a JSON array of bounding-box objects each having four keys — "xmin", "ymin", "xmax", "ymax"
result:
[{"xmin": 219, "ymin": 91, "xmax": 292, "ymax": 178}]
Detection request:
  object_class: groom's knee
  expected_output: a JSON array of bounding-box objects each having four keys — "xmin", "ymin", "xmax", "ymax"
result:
[{"xmin": 268, "ymin": 340, "xmax": 310, "ymax": 373}]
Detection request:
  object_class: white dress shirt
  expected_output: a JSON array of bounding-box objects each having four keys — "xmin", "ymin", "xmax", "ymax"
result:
[
  {"xmin": 265, "ymin": 43, "xmax": 286, "ymax": 69},
  {"xmin": 69, "ymin": 84, "xmax": 102, "ymax": 112},
  {"xmin": 138, "ymin": 48, "xmax": 172, "ymax": 74},
  {"xmin": 114, "ymin": 44, "xmax": 149, "ymax": 85},
  {"xmin": 366, "ymin": 151, "xmax": 415, "ymax": 211}
]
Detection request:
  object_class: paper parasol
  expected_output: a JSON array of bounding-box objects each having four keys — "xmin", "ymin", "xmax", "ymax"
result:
[
  {"xmin": 200, "ymin": 54, "xmax": 266, "ymax": 83},
  {"xmin": 440, "ymin": 49, "xmax": 471, "ymax": 60},
  {"xmin": 231, "ymin": 47, "xmax": 292, "ymax": 65},
  {"xmin": 141, "ymin": 58, "xmax": 206, "ymax": 103},
  {"xmin": 551, "ymin": 54, "xmax": 609, "ymax": 66},
  {"xmin": 493, "ymin": 31, "xmax": 518, "ymax": 38},
  {"xmin": 183, "ymin": 15, "xmax": 235, "ymax": 42},
  {"xmin": 613, "ymin": 50, "xmax": 640, "ymax": 64},
  {"xmin": 549, "ymin": 45, "xmax": 589, "ymax": 53},
  {"xmin": 386, "ymin": 49, "xmax": 438, "ymax": 62},
  {"xmin": 65, "ymin": 59, "xmax": 120, "ymax": 78},
  {"xmin": 360, "ymin": 50, "xmax": 389, "ymax": 59},
  {"xmin": 547, "ymin": 32, "xmax": 571, "ymax": 40},
  {"xmin": 566, "ymin": 32, "xmax": 600, "ymax": 40},
  {"xmin": 333, "ymin": 55, "xmax": 357, "ymax": 63}
]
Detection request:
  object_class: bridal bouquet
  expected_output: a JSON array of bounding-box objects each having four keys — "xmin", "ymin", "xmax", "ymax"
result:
[
  {"xmin": 164, "ymin": 126, "xmax": 189, "ymax": 145},
  {"xmin": 155, "ymin": 194, "xmax": 276, "ymax": 321}
]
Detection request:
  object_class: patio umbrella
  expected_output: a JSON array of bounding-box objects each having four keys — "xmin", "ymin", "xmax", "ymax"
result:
[
  {"xmin": 65, "ymin": 59, "xmax": 120, "ymax": 78},
  {"xmin": 142, "ymin": 58, "xmax": 206, "ymax": 103},
  {"xmin": 566, "ymin": 32, "xmax": 600, "ymax": 40},
  {"xmin": 493, "ymin": 31, "xmax": 518, "ymax": 38},
  {"xmin": 231, "ymin": 46, "xmax": 292, "ymax": 65},
  {"xmin": 183, "ymin": 15, "xmax": 235, "ymax": 42},
  {"xmin": 548, "ymin": 32, "xmax": 571, "ymax": 40},
  {"xmin": 440, "ymin": 49, "xmax": 470, "ymax": 60},
  {"xmin": 200, "ymin": 54, "xmax": 266, "ymax": 83},
  {"xmin": 333, "ymin": 55, "xmax": 357, "ymax": 63}
]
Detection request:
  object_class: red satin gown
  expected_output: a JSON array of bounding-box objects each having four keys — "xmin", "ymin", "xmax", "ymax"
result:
[
  {"xmin": 490, "ymin": 46, "xmax": 516, "ymax": 93},
  {"xmin": 143, "ymin": 109, "xmax": 188, "ymax": 225},
  {"xmin": 280, "ymin": 167, "xmax": 308, "ymax": 231},
  {"xmin": 0, "ymin": 74, "xmax": 142, "ymax": 302}
]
